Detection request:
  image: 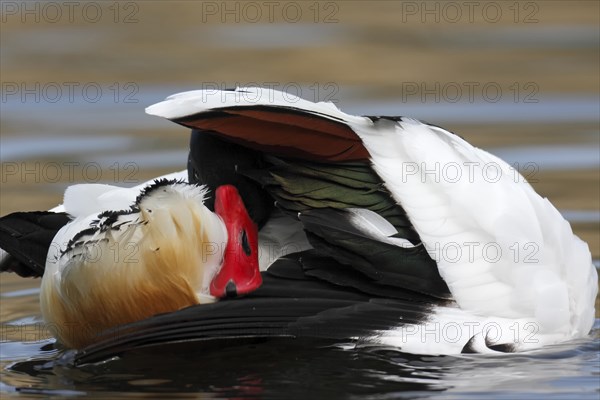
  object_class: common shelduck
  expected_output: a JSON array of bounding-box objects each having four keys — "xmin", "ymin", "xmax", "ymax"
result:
[{"xmin": 0, "ymin": 87, "xmax": 596, "ymax": 359}]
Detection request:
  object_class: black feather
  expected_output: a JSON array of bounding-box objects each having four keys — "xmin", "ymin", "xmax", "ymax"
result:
[
  {"xmin": 188, "ymin": 129, "xmax": 274, "ymax": 228},
  {"xmin": 485, "ymin": 336, "xmax": 516, "ymax": 353},
  {"xmin": 299, "ymin": 208, "xmax": 452, "ymax": 300},
  {"xmin": 299, "ymin": 250, "xmax": 442, "ymax": 303},
  {"xmin": 74, "ymin": 256, "xmax": 436, "ymax": 365},
  {"xmin": 461, "ymin": 336, "xmax": 478, "ymax": 354},
  {"xmin": 0, "ymin": 211, "xmax": 71, "ymax": 277}
]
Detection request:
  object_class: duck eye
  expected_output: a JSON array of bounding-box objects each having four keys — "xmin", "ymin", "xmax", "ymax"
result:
[{"xmin": 240, "ymin": 229, "xmax": 251, "ymax": 256}]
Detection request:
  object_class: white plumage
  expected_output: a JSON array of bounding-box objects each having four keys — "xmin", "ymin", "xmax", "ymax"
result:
[
  {"xmin": 40, "ymin": 175, "xmax": 232, "ymax": 348},
  {"xmin": 147, "ymin": 87, "xmax": 598, "ymax": 353},
  {"xmin": 353, "ymin": 117, "xmax": 596, "ymax": 344}
]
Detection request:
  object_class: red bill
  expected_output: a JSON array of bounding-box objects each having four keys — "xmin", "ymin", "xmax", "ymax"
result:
[{"xmin": 210, "ymin": 185, "xmax": 262, "ymax": 298}]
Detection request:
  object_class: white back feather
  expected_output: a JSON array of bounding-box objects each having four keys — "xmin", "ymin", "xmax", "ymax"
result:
[
  {"xmin": 346, "ymin": 208, "xmax": 415, "ymax": 248},
  {"xmin": 352, "ymin": 117, "xmax": 597, "ymax": 341},
  {"xmin": 62, "ymin": 170, "xmax": 187, "ymax": 218}
]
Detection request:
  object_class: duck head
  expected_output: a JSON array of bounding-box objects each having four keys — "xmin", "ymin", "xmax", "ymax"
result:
[{"xmin": 40, "ymin": 181, "xmax": 262, "ymax": 349}]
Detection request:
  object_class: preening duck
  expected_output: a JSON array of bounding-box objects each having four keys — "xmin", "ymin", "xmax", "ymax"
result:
[
  {"xmin": 0, "ymin": 171, "xmax": 263, "ymax": 348},
  {"xmin": 0, "ymin": 87, "xmax": 596, "ymax": 359}
]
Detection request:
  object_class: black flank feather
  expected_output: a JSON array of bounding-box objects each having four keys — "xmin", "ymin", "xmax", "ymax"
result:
[
  {"xmin": 299, "ymin": 208, "xmax": 452, "ymax": 300},
  {"xmin": 74, "ymin": 253, "xmax": 438, "ymax": 365},
  {"xmin": 0, "ymin": 211, "xmax": 71, "ymax": 277}
]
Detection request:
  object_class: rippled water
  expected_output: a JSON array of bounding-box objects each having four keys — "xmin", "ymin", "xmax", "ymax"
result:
[
  {"xmin": 1, "ymin": 310, "xmax": 599, "ymax": 399},
  {"xmin": 1, "ymin": 2, "xmax": 599, "ymax": 397}
]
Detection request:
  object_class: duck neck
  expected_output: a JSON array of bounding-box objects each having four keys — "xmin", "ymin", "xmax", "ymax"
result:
[{"xmin": 198, "ymin": 206, "xmax": 228, "ymax": 298}]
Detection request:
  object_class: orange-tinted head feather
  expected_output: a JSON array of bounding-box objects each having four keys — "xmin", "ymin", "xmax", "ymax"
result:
[{"xmin": 40, "ymin": 184, "xmax": 225, "ymax": 349}]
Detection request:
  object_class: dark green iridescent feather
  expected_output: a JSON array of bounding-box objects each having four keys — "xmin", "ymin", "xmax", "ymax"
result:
[{"xmin": 243, "ymin": 156, "xmax": 419, "ymax": 243}]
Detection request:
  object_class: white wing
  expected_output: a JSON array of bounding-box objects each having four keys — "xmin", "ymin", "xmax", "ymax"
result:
[
  {"xmin": 145, "ymin": 86, "xmax": 367, "ymax": 126},
  {"xmin": 352, "ymin": 117, "xmax": 597, "ymax": 339}
]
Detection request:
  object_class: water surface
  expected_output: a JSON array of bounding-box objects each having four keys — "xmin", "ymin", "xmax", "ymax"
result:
[{"xmin": 1, "ymin": 3, "xmax": 598, "ymax": 398}]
